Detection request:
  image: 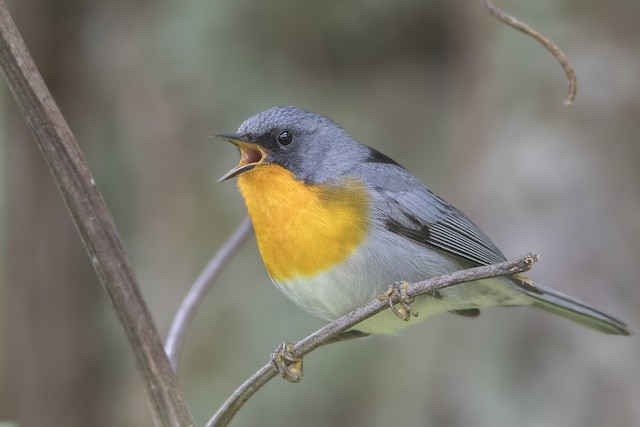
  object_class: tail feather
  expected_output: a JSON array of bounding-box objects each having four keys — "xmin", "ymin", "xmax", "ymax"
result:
[{"xmin": 521, "ymin": 283, "xmax": 630, "ymax": 336}]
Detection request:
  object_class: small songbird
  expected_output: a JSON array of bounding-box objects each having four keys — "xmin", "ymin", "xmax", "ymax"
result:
[{"xmin": 218, "ymin": 106, "xmax": 629, "ymax": 342}]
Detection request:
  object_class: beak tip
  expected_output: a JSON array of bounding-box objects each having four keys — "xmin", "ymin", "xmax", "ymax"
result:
[
  {"xmin": 216, "ymin": 170, "xmax": 236, "ymax": 183},
  {"xmin": 216, "ymin": 133, "xmax": 262, "ymax": 181},
  {"xmin": 216, "ymin": 163, "xmax": 257, "ymax": 183},
  {"xmin": 215, "ymin": 133, "xmax": 242, "ymax": 143}
]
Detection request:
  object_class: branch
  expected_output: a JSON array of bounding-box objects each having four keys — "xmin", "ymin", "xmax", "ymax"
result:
[
  {"xmin": 479, "ymin": 0, "xmax": 577, "ymax": 106},
  {"xmin": 166, "ymin": 216, "xmax": 253, "ymax": 371},
  {"xmin": 0, "ymin": 2, "xmax": 194, "ymax": 425},
  {"xmin": 206, "ymin": 253, "xmax": 539, "ymax": 427}
]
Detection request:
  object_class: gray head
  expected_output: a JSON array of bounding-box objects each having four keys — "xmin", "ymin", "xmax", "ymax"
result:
[{"xmin": 218, "ymin": 106, "xmax": 373, "ymax": 183}]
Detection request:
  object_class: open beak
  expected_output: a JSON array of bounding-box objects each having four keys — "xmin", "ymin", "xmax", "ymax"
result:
[{"xmin": 216, "ymin": 133, "xmax": 268, "ymax": 182}]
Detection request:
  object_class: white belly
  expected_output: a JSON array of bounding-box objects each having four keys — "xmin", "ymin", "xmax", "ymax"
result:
[{"xmin": 272, "ymin": 230, "xmax": 530, "ymax": 334}]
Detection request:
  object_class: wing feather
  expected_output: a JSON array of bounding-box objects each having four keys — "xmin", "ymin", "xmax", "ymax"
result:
[
  {"xmin": 378, "ymin": 186, "xmax": 506, "ymax": 267},
  {"xmin": 354, "ymin": 157, "xmax": 507, "ymax": 267}
]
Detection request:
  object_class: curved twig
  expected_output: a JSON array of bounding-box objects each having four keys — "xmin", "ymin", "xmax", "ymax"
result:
[
  {"xmin": 206, "ymin": 253, "xmax": 539, "ymax": 427},
  {"xmin": 479, "ymin": 0, "xmax": 577, "ymax": 105},
  {"xmin": 165, "ymin": 216, "xmax": 253, "ymax": 371}
]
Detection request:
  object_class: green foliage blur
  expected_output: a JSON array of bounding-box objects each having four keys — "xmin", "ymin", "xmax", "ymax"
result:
[{"xmin": 1, "ymin": 0, "xmax": 638, "ymax": 426}]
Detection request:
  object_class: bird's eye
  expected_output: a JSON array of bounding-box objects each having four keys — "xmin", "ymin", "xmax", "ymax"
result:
[{"xmin": 277, "ymin": 130, "xmax": 293, "ymax": 145}]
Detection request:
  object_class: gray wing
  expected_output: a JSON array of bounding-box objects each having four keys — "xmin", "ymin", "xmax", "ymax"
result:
[
  {"xmin": 359, "ymin": 160, "xmax": 507, "ymax": 267},
  {"xmin": 384, "ymin": 195, "xmax": 507, "ymax": 266}
]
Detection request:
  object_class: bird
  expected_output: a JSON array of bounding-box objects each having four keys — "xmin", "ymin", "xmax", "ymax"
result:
[{"xmin": 217, "ymin": 106, "xmax": 629, "ymax": 375}]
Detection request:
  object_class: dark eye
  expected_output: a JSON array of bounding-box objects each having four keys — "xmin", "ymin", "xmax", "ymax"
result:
[{"xmin": 277, "ymin": 130, "xmax": 293, "ymax": 145}]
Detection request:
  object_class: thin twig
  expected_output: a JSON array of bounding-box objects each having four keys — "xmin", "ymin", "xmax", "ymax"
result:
[
  {"xmin": 206, "ymin": 253, "xmax": 539, "ymax": 427},
  {"xmin": 0, "ymin": 2, "xmax": 194, "ymax": 425},
  {"xmin": 478, "ymin": 0, "xmax": 577, "ymax": 106},
  {"xmin": 166, "ymin": 216, "xmax": 253, "ymax": 371}
]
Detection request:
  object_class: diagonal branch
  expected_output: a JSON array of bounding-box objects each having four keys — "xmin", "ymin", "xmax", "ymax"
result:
[
  {"xmin": 0, "ymin": 2, "xmax": 194, "ymax": 425},
  {"xmin": 479, "ymin": 0, "xmax": 577, "ymax": 106},
  {"xmin": 206, "ymin": 253, "xmax": 539, "ymax": 427},
  {"xmin": 166, "ymin": 216, "xmax": 253, "ymax": 371}
]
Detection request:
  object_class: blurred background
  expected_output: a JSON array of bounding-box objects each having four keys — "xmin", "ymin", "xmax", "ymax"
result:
[{"xmin": 1, "ymin": 0, "xmax": 639, "ymax": 426}]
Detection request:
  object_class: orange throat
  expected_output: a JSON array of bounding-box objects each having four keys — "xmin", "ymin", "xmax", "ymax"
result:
[{"xmin": 237, "ymin": 164, "xmax": 370, "ymax": 282}]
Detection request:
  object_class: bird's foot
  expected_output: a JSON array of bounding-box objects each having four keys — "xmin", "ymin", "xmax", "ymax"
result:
[
  {"xmin": 270, "ymin": 341, "xmax": 303, "ymax": 383},
  {"xmin": 512, "ymin": 273, "xmax": 539, "ymax": 293},
  {"xmin": 378, "ymin": 281, "xmax": 418, "ymax": 321}
]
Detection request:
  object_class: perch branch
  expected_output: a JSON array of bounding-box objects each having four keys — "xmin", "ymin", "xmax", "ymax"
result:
[
  {"xmin": 206, "ymin": 253, "xmax": 539, "ymax": 427},
  {"xmin": 479, "ymin": 0, "xmax": 577, "ymax": 105},
  {"xmin": 166, "ymin": 216, "xmax": 253, "ymax": 371},
  {"xmin": 0, "ymin": 2, "xmax": 194, "ymax": 425}
]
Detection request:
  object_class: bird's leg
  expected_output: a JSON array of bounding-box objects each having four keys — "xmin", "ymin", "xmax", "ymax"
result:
[
  {"xmin": 270, "ymin": 341, "xmax": 303, "ymax": 383},
  {"xmin": 512, "ymin": 273, "xmax": 539, "ymax": 293},
  {"xmin": 425, "ymin": 289, "xmax": 443, "ymax": 299},
  {"xmin": 322, "ymin": 329, "xmax": 370, "ymax": 345},
  {"xmin": 378, "ymin": 281, "xmax": 418, "ymax": 321},
  {"xmin": 270, "ymin": 331, "xmax": 369, "ymax": 383}
]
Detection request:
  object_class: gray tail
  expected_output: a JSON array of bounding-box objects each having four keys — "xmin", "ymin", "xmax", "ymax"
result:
[{"xmin": 519, "ymin": 282, "xmax": 630, "ymax": 335}]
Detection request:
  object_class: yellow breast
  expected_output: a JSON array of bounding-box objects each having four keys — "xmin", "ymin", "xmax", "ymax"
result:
[{"xmin": 237, "ymin": 165, "xmax": 370, "ymax": 282}]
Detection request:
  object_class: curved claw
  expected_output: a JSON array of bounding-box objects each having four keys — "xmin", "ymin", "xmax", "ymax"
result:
[
  {"xmin": 378, "ymin": 281, "xmax": 418, "ymax": 321},
  {"xmin": 270, "ymin": 341, "xmax": 303, "ymax": 383}
]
